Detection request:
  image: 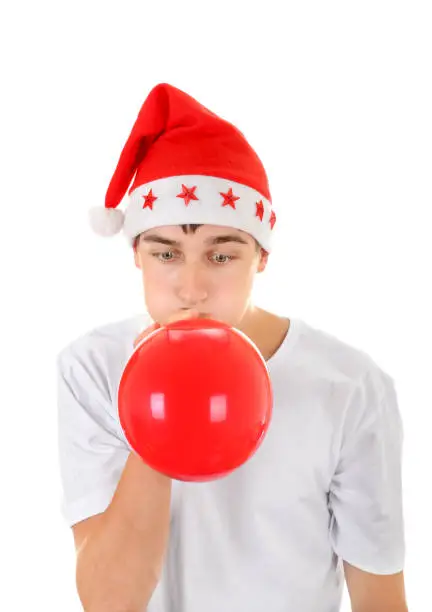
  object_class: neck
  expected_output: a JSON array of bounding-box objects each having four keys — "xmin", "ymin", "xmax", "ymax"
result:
[
  {"xmin": 236, "ymin": 303, "xmax": 265, "ymax": 337},
  {"xmin": 236, "ymin": 305, "xmax": 289, "ymax": 362}
]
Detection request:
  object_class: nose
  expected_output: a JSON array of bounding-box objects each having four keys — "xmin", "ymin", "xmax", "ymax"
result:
[{"xmin": 176, "ymin": 262, "xmax": 208, "ymax": 307}]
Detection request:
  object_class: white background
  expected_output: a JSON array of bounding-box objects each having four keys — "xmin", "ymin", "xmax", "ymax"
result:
[{"xmin": 1, "ymin": 1, "xmax": 430, "ymax": 609}]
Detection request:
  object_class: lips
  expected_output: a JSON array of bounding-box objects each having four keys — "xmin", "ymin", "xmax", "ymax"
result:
[{"xmin": 181, "ymin": 309, "xmax": 210, "ymax": 318}]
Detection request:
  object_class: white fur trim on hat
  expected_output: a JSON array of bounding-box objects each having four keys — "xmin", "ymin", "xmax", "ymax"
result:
[{"xmin": 122, "ymin": 175, "xmax": 275, "ymax": 252}]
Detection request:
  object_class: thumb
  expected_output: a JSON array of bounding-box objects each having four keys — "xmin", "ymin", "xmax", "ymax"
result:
[{"xmin": 133, "ymin": 321, "xmax": 161, "ymax": 348}]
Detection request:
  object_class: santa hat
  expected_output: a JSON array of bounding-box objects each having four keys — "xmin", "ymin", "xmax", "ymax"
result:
[{"xmin": 89, "ymin": 83, "xmax": 276, "ymax": 252}]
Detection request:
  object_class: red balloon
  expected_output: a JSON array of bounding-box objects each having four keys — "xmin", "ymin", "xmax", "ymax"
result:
[{"xmin": 118, "ymin": 318, "xmax": 273, "ymax": 481}]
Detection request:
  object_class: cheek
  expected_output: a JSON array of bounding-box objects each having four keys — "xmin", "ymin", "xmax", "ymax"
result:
[
  {"xmin": 225, "ymin": 262, "xmax": 255, "ymax": 284},
  {"xmin": 140, "ymin": 270, "xmax": 173, "ymax": 319},
  {"xmin": 142, "ymin": 266, "xmax": 171, "ymax": 293},
  {"xmin": 212, "ymin": 266, "xmax": 256, "ymax": 303}
]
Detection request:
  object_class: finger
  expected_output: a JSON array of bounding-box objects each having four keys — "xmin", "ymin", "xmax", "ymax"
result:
[{"xmin": 133, "ymin": 322, "xmax": 161, "ymax": 348}]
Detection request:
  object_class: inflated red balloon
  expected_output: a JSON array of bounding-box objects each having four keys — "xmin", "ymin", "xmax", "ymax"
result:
[{"xmin": 118, "ymin": 318, "xmax": 273, "ymax": 481}]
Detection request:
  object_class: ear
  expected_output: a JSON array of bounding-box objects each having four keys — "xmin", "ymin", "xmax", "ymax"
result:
[
  {"xmin": 133, "ymin": 246, "xmax": 141, "ymax": 269},
  {"xmin": 257, "ymin": 248, "xmax": 269, "ymax": 273},
  {"xmin": 133, "ymin": 235, "xmax": 143, "ymax": 269}
]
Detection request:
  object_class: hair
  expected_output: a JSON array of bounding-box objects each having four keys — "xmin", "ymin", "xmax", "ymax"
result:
[{"xmin": 134, "ymin": 224, "xmax": 262, "ymax": 253}]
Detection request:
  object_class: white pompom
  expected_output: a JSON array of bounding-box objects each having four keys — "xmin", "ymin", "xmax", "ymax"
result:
[{"xmin": 88, "ymin": 206, "xmax": 125, "ymax": 237}]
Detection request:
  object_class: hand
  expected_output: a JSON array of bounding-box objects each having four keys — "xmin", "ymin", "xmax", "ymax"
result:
[{"xmin": 133, "ymin": 309, "xmax": 203, "ymax": 349}]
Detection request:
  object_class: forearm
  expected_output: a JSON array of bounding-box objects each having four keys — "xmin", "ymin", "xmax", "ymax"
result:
[
  {"xmin": 76, "ymin": 452, "xmax": 172, "ymax": 611},
  {"xmin": 353, "ymin": 605, "xmax": 408, "ymax": 612}
]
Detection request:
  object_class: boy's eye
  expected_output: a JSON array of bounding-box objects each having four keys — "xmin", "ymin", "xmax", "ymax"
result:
[
  {"xmin": 157, "ymin": 251, "xmax": 175, "ymax": 261},
  {"xmin": 151, "ymin": 251, "xmax": 235, "ymax": 264},
  {"xmin": 212, "ymin": 253, "xmax": 233, "ymax": 264}
]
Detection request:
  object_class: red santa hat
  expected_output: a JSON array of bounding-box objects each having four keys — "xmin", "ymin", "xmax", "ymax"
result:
[{"xmin": 89, "ymin": 83, "xmax": 276, "ymax": 252}]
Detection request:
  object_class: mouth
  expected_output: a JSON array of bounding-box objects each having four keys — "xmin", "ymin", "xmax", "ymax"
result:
[{"xmin": 181, "ymin": 308, "xmax": 209, "ymax": 316}]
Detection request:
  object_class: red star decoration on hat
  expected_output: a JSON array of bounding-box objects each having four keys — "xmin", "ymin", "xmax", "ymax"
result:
[
  {"xmin": 255, "ymin": 200, "xmax": 264, "ymax": 221},
  {"xmin": 142, "ymin": 189, "xmax": 158, "ymax": 210},
  {"xmin": 220, "ymin": 188, "xmax": 240, "ymax": 209},
  {"xmin": 269, "ymin": 209, "xmax": 276, "ymax": 229},
  {"xmin": 176, "ymin": 184, "xmax": 199, "ymax": 206}
]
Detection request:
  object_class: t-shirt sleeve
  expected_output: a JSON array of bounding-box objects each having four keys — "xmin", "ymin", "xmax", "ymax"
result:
[
  {"xmin": 56, "ymin": 345, "xmax": 131, "ymax": 527},
  {"xmin": 328, "ymin": 365, "xmax": 405, "ymax": 575}
]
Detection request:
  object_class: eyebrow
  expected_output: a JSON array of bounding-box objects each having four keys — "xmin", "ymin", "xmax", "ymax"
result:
[{"xmin": 140, "ymin": 234, "xmax": 249, "ymax": 247}]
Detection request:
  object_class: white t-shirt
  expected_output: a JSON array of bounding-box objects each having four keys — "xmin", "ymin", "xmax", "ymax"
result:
[{"xmin": 56, "ymin": 313, "xmax": 405, "ymax": 612}]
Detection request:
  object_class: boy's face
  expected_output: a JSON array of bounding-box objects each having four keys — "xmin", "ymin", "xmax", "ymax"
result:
[{"xmin": 133, "ymin": 224, "xmax": 268, "ymax": 327}]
